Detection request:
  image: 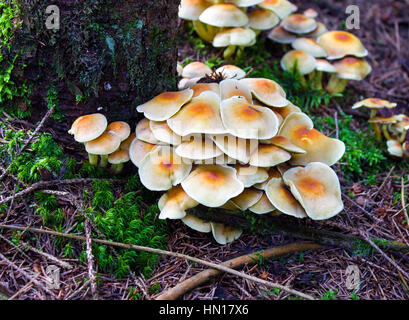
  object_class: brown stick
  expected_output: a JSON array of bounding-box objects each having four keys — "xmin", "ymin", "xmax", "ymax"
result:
[{"xmin": 155, "ymin": 242, "xmax": 323, "ymax": 300}]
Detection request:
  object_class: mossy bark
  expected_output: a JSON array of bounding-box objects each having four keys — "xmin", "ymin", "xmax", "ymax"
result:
[{"xmin": 8, "ymin": 0, "xmax": 178, "ymax": 133}]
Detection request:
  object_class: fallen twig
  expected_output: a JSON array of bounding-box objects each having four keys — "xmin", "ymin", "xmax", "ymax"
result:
[
  {"xmin": 401, "ymin": 177, "xmax": 409, "ymax": 227},
  {"xmin": 84, "ymin": 220, "xmax": 99, "ymax": 300}
]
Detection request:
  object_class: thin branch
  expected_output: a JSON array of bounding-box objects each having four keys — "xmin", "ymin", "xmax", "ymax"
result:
[{"xmin": 84, "ymin": 220, "xmax": 98, "ymax": 300}]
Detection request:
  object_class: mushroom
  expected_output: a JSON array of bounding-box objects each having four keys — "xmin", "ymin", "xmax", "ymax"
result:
[
  {"xmin": 158, "ymin": 185, "xmax": 199, "ymax": 219},
  {"xmin": 280, "ymin": 50, "xmax": 317, "ymax": 81},
  {"xmin": 129, "ymin": 138, "xmax": 157, "ymax": 168},
  {"xmin": 240, "ymin": 78, "xmax": 289, "ymax": 107},
  {"xmin": 181, "ymin": 165, "xmax": 244, "ymax": 207},
  {"xmin": 231, "ymin": 188, "xmax": 263, "ymax": 210},
  {"xmin": 219, "ymin": 78, "xmax": 253, "ymax": 103},
  {"xmin": 235, "ymin": 164, "xmax": 269, "ymax": 187},
  {"xmin": 303, "ymin": 8, "xmax": 318, "ymax": 19},
  {"xmin": 182, "ymin": 61, "xmax": 212, "ymax": 79},
  {"xmin": 368, "ymin": 116, "xmax": 398, "ymax": 141},
  {"xmin": 247, "ymin": 9, "xmax": 280, "ymax": 34},
  {"xmin": 260, "ymin": 135, "xmax": 306, "ymax": 154},
  {"xmin": 391, "ymin": 114, "xmax": 409, "ymax": 143},
  {"xmin": 211, "ymin": 222, "xmax": 243, "ymax": 245},
  {"xmin": 85, "ymin": 130, "xmax": 121, "ymax": 167},
  {"xmin": 326, "ymin": 57, "xmax": 372, "ymax": 94},
  {"xmin": 267, "ymin": 26, "xmax": 297, "ymax": 45},
  {"xmin": 291, "ymin": 38, "xmax": 327, "ymax": 58},
  {"xmin": 175, "ymin": 135, "xmax": 223, "ymax": 160},
  {"xmin": 249, "ymin": 193, "xmax": 276, "ymax": 214},
  {"xmin": 135, "ymin": 118, "xmax": 162, "ymax": 145},
  {"xmin": 282, "ymin": 162, "xmax": 343, "ymax": 220},
  {"xmin": 386, "ymin": 140, "xmax": 403, "ymax": 158},
  {"xmin": 253, "ymin": 167, "xmax": 281, "ymax": 190},
  {"xmin": 281, "ymin": 14, "xmax": 317, "ymax": 35},
  {"xmin": 402, "ymin": 142, "xmax": 409, "ymax": 157},
  {"xmin": 212, "ymin": 27, "xmax": 256, "ymax": 58},
  {"xmin": 182, "ymin": 214, "xmax": 212, "ymax": 233},
  {"xmin": 191, "ymin": 82, "xmax": 220, "ymax": 97},
  {"xmin": 249, "ymin": 144, "xmax": 291, "ymax": 167},
  {"xmin": 149, "ymin": 120, "xmax": 182, "ymax": 145},
  {"xmin": 317, "ymin": 31, "xmax": 368, "ymax": 60},
  {"xmin": 215, "ymin": 65, "xmax": 246, "ymax": 80},
  {"xmin": 312, "ymin": 58, "xmax": 337, "ymax": 90},
  {"xmin": 225, "ymin": 0, "xmax": 264, "ymax": 7},
  {"xmin": 258, "ymin": 0, "xmax": 294, "ymax": 19},
  {"xmin": 304, "ymin": 22, "xmax": 328, "ymax": 39},
  {"xmin": 108, "ymin": 149, "xmax": 130, "ymax": 174},
  {"xmin": 211, "ymin": 134, "xmax": 258, "ymax": 164},
  {"xmin": 106, "ymin": 121, "xmax": 131, "ymax": 142},
  {"xmin": 120, "ymin": 133, "xmax": 136, "ymax": 151}
]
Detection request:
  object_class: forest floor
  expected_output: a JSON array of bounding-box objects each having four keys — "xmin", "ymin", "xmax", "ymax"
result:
[{"xmin": 0, "ymin": 0, "xmax": 409, "ymax": 300}]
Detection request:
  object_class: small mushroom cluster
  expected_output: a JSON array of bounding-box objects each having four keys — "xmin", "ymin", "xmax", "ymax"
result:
[
  {"xmin": 266, "ymin": 9, "xmax": 371, "ymax": 94},
  {"xmin": 68, "ymin": 114, "xmax": 134, "ymax": 173},
  {"xmin": 352, "ymin": 98, "xmax": 409, "ymax": 158},
  {"xmin": 134, "ymin": 71, "xmax": 346, "ymax": 244},
  {"xmin": 178, "ymin": 0, "xmax": 296, "ymax": 58}
]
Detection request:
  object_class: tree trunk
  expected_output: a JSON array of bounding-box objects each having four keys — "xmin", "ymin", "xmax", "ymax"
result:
[{"xmin": 6, "ymin": 0, "xmax": 179, "ymax": 136}]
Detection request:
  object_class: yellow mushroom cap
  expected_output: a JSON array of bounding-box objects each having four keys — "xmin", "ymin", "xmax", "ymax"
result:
[
  {"xmin": 107, "ymin": 121, "xmax": 131, "ymax": 142},
  {"xmin": 215, "ymin": 65, "xmax": 246, "ymax": 80},
  {"xmin": 317, "ymin": 31, "xmax": 368, "ymax": 60},
  {"xmin": 136, "ymin": 89, "xmax": 194, "ymax": 121},
  {"xmin": 231, "ymin": 188, "xmax": 263, "ymax": 210},
  {"xmin": 281, "ymin": 14, "xmax": 317, "ymax": 34},
  {"xmin": 267, "ymin": 26, "xmax": 297, "ymax": 44},
  {"xmin": 249, "ymin": 193, "xmax": 276, "ymax": 214},
  {"xmin": 235, "ymin": 165, "xmax": 269, "ymax": 188},
  {"xmin": 150, "ymin": 120, "xmax": 182, "ymax": 145},
  {"xmin": 138, "ymin": 146, "xmax": 192, "ymax": 191},
  {"xmin": 135, "ymin": 118, "xmax": 161, "ymax": 144},
  {"xmin": 240, "ymin": 78, "xmax": 289, "ymax": 107},
  {"xmin": 333, "ymin": 57, "xmax": 372, "ymax": 81},
  {"xmin": 211, "ymin": 134, "xmax": 258, "ymax": 164},
  {"xmin": 392, "ymin": 114, "xmax": 409, "ymax": 132},
  {"xmin": 291, "ymin": 38, "xmax": 327, "ymax": 58},
  {"xmin": 282, "ymin": 162, "xmax": 343, "ymax": 220},
  {"xmin": 305, "ymin": 22, "xmax": 328, "ymax": 39},
  {"xmin": 265, "ymin": 177, "xmax": 307, "ymax": 218},
  {"xmin": 271, "ymin": 102, "xmax": 302, "ymax": 119},
  {"xmin": 181, "ymin": 165, "xmax": 244, "ymax": 207},
  {"xmin": 182, "ymin": 62, "xmax": 212, "ymax": 79},
  {"xmin": 191, "ymin": 83, "xmax": 220, "ymax": 98},
  {"xmin": 386, "ymin": 140, "xmax": 403, "ymax": 158},
  {"xmin": 178, "ymin": 0, "xmax": 213, "ymax": 21},
  {"xmin": 167, "ymin": 91, "xmax": 226, "ymax": 136},
  {"xmin": 120, "ymin": 133, "xmax": 136, "ymax": 151},
  {"xmin": 182, "ymin": 214, "xmax": 211, "ymax": 233},
  {"xmin": 225, "ymin": 0, "xmax": 263, "ymax": 7},
  {"xmin": 368, "ymin": 116, "xmax": 397, "ymax": 125},
  {"xmin": 253, "ymin": 167, "xmax": 281, "ymax": 190},
  {"xmin": 221, "ymin": 96, "xmax": 279, "ymax": 140},
  {"xmin": 247, "ymin": 9, "xmax": 280, "ymax": 31},
  {"xmin": 199, "ymin": 4, "xmax": 248, "ymax": 27},
  {"xmin": 68, "ymin": 113, "xmax": 107, "ymax": 143},
  {"xmin": 175, "ymin": 135, "xmax": 223, "ymax": 160},
  {"xmin": 211, "ymin": 222, "xmax": 242, "ymax": 245},
  {"xmin": 85, "ymin": 131, "xmax": 121, "ymax": 155},
  {"xmin": 279, "ymin": 112, "xmax": 345, "ymax": 166},
  {"xmin": 315, "ymin": 59, "xmax": 337, "ymax": 73},
  {"xmin": 258, "ymin": 0, "xmax": 293, "ymax": 19},
  {"xmin": 129, "ymin": 138, "xmax": 157, "ymax": 168},
  {"xmin": 281, "ymin": 50, "xmax": 317, "ymax": 75},
  {"xmin": 213, "ymin": 27, "xmax": 256, "ymax": 47},
  {"xmin": 158, "ymin": 185, "xmax": 199, "ymax": 220},
  {"xmin": 261, "ymin": 135, "xmax": 306, "ymax": 154},
  {"xmin": 352, "ymin": 98, "xmax": 397, "ymax": 110},
  {"xmin": 249, "ymin": 144, "xmax": 291, "ymax": 167},
  {"xmin": 108, "ymin": 149, "xmax": 130, "ymax": 165},
  {"xmin": 220, "ymin": 78, "xmax": 253, "ymax": 103}
]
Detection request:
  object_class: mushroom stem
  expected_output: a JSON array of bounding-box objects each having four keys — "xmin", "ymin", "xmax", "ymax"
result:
[
  {"xmin": 223, "ymin": 45, "xmax": 237, "ymax": 59},
  {"xmin": 192, "ymin": 21, "xmax": 218, "ymax": 43},
  {"xmin": 310, "ymin": 70, "xmax": 323, "ymax": 90},
  {"xmin": 99, "ymin": 155, "xmax": 109, "ymax": 168},
  {"xmin": 236, "ymin": 46, "xmax": 245, "ymax": 58},
  {"xmin": 88, "ymin": 153, "xmax": 99, "ymax": 166},
  {"xmin": 382, "ymin": 124, "xmax": 392, "ymax": 140},
  {"xmin": 369, "ymin": 110, "xmax": 382, "ymax": 141},
  {"xmin": 399, "ymin": 130, "xmax": 407, "ymax": 143},
  {"xmin": 326, "ymin": 75, "xmax": 349, "ymax": 94},
  {"xmin": 111, "ymin": 163, "xmax": 124, "ymax": 174}
]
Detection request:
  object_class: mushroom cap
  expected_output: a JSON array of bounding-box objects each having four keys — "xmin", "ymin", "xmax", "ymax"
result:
[
  {"xmin": 182, "ymin": 62, "xmax": 212, "ymax": 79},
  {"xmin": 211, "ymin": 222, "xmax": 243, "ymax": 245},
  {"xmin": 315, "ymin": 59, "xmax": 337, "ymax": 73},
  {"xmin": 215, "ymin": 65, "xmax": 246, "ymax": 80},
  {"xmin": 175, "ymin": 135, "xmax": 223, "ymax": 160},
  {"xmin": 177, "ymin": 63, "xmax": 183, "ymax": 77},
  {"xmin": 219, "ymin": 200, "xmax": 241, "ymax": 211},
  {"xmin": 281, "ymin": 14, "xmax": 317, "ymax": 34},
  {"xmin": 179, "ymin": 0, "xmax": 213, "ymax": 20},
  {"xmin": 225, "ymin": 0, "xmax": 264, "ymax": 7},
  {"xmin": 211, "ymin": 134, "xmax": 258, "ymax": 164},
  {"xmin": 182, "ymin": 214, "xmax": 211, "ymax": 233},
  {"xmin": 108, "ymin": 149, "xmax": 130, "ymax": 165},
  {"xmin": 178, "ymin": 77, "xmax": 201, "ymax": 90},
  {"xmin": 271, "ymin": 102, "xmax": 301, "ymax": 119},
  {"xmin": 167, "ymin": 91, "xmax": 226, "ymax": 136},
  {"xmin": 317, "ymin": 31, "xmax": 368, "ymax": 60},
  {"xmin": 231, "ymin": 188, "xmax": 263, "ymax": 210},
  {"xmin": 305, "ymin": 22, "xmax": 328, "ymax": 39},
  {"xmin": 213, "ymin": 27, "xmax": 256, "ymax": 47},
  {"xmin": 199, "ymin": 4, "xmax": 249, "ymax": 27},
  {"xmin": 392, "ymin": 114, "xmax": 409, "ymax": 132},
  {"xmin": 107, "ymin": 121, "xmax": 131, "ymax": 142},
  {"xmin": 279, "ymin": 112, "xmax": 345, "ymax": 166},
  {"xmin": 158, "ymin": 185, "xmax": 199, "ymax": 219},
  {"xmin": 291, "ymin": 38, "xmax": 327, "ymax": 58},
  {"xmin": 261, "ymin": 135, "xmax": 306, "ymax": 154},
  {"xmin": 129, "ymin": 138, "xmax": 157, "ymax": 168},
  {"xmin": 240, "ymin": 78, "xmax": 289, "ymax": 107},
  {"xmin": 282, "ymin": 162, "xmax": 343, "ymax": 220},
  {"xmin": 352, "ymin": 98, "xmax": 397, "ymax": 110},
  {"xmin": 235, "ymin": 165, "xmax": 269, "ymax": 188},
  {"xmin": 247, "ymin": 9, "xmax": 280, "ymax": 31},
  {"xmin": 386, "ymin": 140, "xmax": 403, "ymax": 158},
  {"xmin": 258, "ymin": 0, "xmax": 293, "ymax": 19},
  {"xmin": 150, "ymin": 120, "xmax": 182, "ymax": 145},
  {"xmin": 220, "ymin": 78, "xmax": 253, "ymax": 103},
  {"xmin": 69, "ymin": 113, "xmax": 107, "ymax": 143},
  {"xmin": 249, "ymin": 193, "xmax": 276, "ymax": 214},
  {"xmin": 281, "ymin": 50, "xmax": 317, "ymax": 75},
  {"xmin": 267, "ymin": 26, "xmax": 297, "ymax": 44},
  {"xmin": 249, "ymin": 144, "xmax": 291, "ymax": 167},
  {"xmin": 191, "ymin": 83, "xmax": 220, "ymax": 97},
  {"xmin": 120, "ymin": 133, "xmax": 136, "ymax": 151},
  {"xmin": 333, "ymin": 57, "xmax": 372, "ymax": 81},
  {"xmin": 220, "ymin": 96, "xmax": 280, "ymax": 139},
  {"xmin": 135, "ymin": 118, "xmax": 162, "ymax": 144},
  {"xmin": 138, "ymin": 146, "xmax": 192, "ymax": 191},
  {"xmin": 402, "ymin": 142, "xmax": 409, "ymax": 157},
  {"xmin": 368, "ymin": 116, "xmax": 398, "ymax": 125},
  {"xmin": 136, "ymin": 89, "xmax": 194, "ymax": 121},
  {"xmin": 181, "ymin": 165, "xmax": 244, "ymax": 207},
  {"xmin": 253, "ymin": 167, "xmax": 281, "ymax": 190},
  {"xmin": 303, "ymin": 8, "xmax": 318, "ymax": 19},
  {"xmin": 85, "ymin": 131, "xmax": 121, "ymax": 156},
  {"xmin": 265, "ymin": 177, "xmax": 307, "ymax": 218}
]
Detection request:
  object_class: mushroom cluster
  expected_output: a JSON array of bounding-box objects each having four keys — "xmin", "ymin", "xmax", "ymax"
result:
[
  {"xmin": 352, "ymin": 98, "xmax": 409, "ymax": 158},
  {"xmin": 133, "ymin": 69, "xmax": 346, "ymax": 244},
  {"xmin": 266, "ymin": 8, "xmax": 371, "ymax": 94},
  {"xmin": 178, "ymin": 0, "xmax": 296, "ymax": 58},
  {"xmin": 68, "ymin": 114, "xmax": 133, "ymax": 173}
]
